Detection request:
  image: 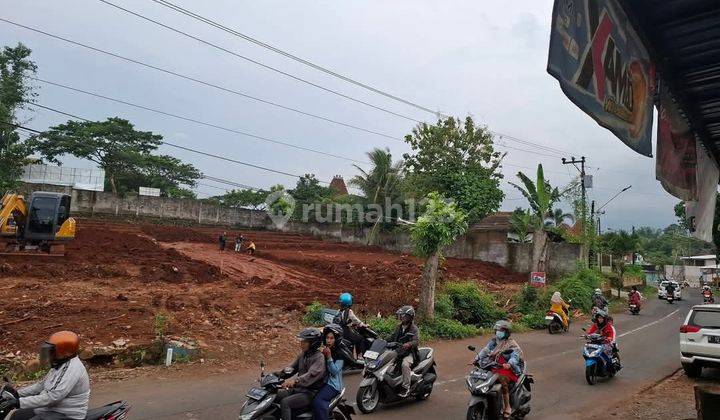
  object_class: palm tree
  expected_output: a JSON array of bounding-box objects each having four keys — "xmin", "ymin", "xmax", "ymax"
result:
[
  {"xmin": 546, "ymin": 208, "xmax": 575, "ymax": 227},
  {"xmin": 350, "ymin": 148, "xmax": 404, "ymax": 244},
  {"xmin": 509, "ymin": 208, "xmax": 536, "ymax": 243},
  {"xmin": 509, "ymin": 164, "xmax": 561, "ymax": 272}
]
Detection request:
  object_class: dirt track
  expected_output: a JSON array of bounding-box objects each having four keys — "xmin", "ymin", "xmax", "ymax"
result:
[{"xmin": 0, "ymin": 220, "xmax": 525, "ymax": 364}]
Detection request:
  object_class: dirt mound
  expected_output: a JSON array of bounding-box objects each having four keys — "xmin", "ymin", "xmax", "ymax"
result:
[{"xmin": 140, "ymin": 225, "xmax": 215, "ymax": 243}]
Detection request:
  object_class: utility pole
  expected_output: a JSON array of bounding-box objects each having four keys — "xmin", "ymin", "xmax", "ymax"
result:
[{"xmin": 563, "ymin": 156, "xmax": 587, "ymax": 262}]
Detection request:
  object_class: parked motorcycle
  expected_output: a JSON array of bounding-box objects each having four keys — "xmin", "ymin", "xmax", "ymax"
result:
[
  {"xmin": 1, "ymin": 378, "xmax": 130, "ymax": 420},
  {"xmin": 238, "ymin": 362, "xmax": 354, "ymax": 420},
  {"xmin": 322, "ymin": 310, "xmax": 379, "ymax": 372},
  {"xmin": 355, "ymin": 335, "xmax": 437, "ymax": 414},
  {"xmin": 465, "ymin": 345, "xmax": 532, "ymax": 420},
  {"xmin": 582, "ymin": 333, "xmax": 620, "ymax": 385},
  {"xmin": 628, "ymin": 303, "xmax": 640, "ymax": 315}
]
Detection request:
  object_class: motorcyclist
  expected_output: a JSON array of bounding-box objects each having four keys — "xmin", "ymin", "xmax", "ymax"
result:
[
  {"xmin": 312, "ymin": 324, "xmax": 344, "ymax": 420},
  {"xmin": 0, "ymin": 331, "xmax": 90, "ymax": 420},
  {"xmin": 591, "ymin": 289, "xmax": 608, "ymax": 312},
  {"xmin": 475, "ymin": 320, "xmax": 524, "ymax": 419},
  {"xmin": 628, "ymin": 285, "xmax": 642, "ymax": 309},
  {"xmin": 549, "ymin": 291, "xmax": 570, "ymax": 329},
  {"xmin": 335, "ymin": 293, "xmax": 368, "ymax": 356},
  {"xmin": 275, "ymin": 328, "xmax": 326, "ymax": 420},
  {"xmin": 665, "ymin": 281, "xmax": 677, "ymax": 300},
  {"xmin": 387, "ymin": 305, "xmax": 419, "ymax": 398},
  {"xmin": 702, "ymin": 285, "xmax": 714, "ymax": 302},
  {"xmin": 586, "ymin": 309, "xmax": 620, "ymax": 371}
]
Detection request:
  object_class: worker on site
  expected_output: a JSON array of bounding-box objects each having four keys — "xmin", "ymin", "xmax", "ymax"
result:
[
  {"xmin": 218, "ymin": 231, "xmax": 227, "ymax": 251},
  {"xmin": 246, "ymin": 241, "xmax": 256, "ymax": 255},
  {"xmin": 0, "ymin": 331, "xmax": 90, "ymax": 420},
  {"xmin": 234, "ymin": 234, "xmax": 244, "ymax": 253}
]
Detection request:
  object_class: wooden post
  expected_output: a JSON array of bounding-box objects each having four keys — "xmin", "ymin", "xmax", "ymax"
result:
[{"xmin": 695, "ymin": 384, "xmax": 720, "ymax": 420}]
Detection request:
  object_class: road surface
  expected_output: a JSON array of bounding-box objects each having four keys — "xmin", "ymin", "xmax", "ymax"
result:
[{"xmin": 91, "ymin": 290, "xmax": 701, "ymax": 419}]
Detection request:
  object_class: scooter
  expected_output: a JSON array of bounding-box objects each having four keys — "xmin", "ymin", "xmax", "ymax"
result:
[
  {"xmin": 667, "ymin": 294, "xmax": 675, "ymax": 304},
  {"xmin": 1, "ymin": 378, "xmax": 130, "ymax": 420},
  {"xmin": 238, "ymin": 362, "xmax": 355, "ymax": 420},
  {"xmin": 545, "ymin": 300, "xmax": 571, "ymax": 334},
  {"xmin": 323, "ymin": 310, "xmax": 378, "ymax": 372},
  {"xmin": 355, "ymin": 335, "xmax": 437, "ymax": 414},
  {"xmin": 703, "ymin": 290, "xmax": 715, "ymax": 304},
  {"xmin": 582, "ymin": 333, "xmax": 620, "ymax": 385},
  {"xmin": 465, "ymin": 345, "xmax": 532, "ymax": 420},
  {"xmin": 628, "ymin": 303, "xmax": 640, "ymax": 315}
]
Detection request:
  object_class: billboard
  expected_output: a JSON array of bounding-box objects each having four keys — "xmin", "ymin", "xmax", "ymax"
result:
[
  {"xmin": 548, "ymin": 0, "xmax": 655, "ymax": 157},
  {"xmin": 656, "ymin": 83, "xmax": 697, "ymax": 200},
  {"xmin": 139, "ymin": 187, "xmax": 161, "ymax": 197},
  {"xmin": 685, "ymin": 148, "xmax": 719, "ymax": 243},
  {"xmin": 21, "ymin": 164, "xmax": 105, "ymax": 191}
]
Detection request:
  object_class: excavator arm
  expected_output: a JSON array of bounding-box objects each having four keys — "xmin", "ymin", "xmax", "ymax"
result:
[{"xmin": 0, "ymin": 193, "xmax": 28, "ymax": 237}]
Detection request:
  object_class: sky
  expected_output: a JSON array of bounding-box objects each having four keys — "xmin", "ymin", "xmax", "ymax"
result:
[{"xmin": 1, "ymin": 0, "xmax": 681, "ymax": 230}]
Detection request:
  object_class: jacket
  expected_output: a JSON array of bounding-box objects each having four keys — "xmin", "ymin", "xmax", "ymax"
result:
[
  {"xmin": 388, "ymin": 323, "xmax": 419, "ymax": 359},
  {"xmin": 284, "ymin": 350, "xmax": 326, "ymax": 393},
  {"xmin": 18, "ymin": 357, "xmax": 90, "ymax": 420},
  {"xmin": 588, "ymin": 322, "xmax": 616, "ymax": 344},
  {"xmin": 477, "ymin": 338, "xmax": 523, "ymax": 375}
]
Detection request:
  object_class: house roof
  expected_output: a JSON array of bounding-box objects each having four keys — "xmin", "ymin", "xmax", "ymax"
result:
[
  {"xmin": 471, "ymin": 212, "xmax": 513, "ymax": 232},
  {"xmin": 681, "ymin": 255, "xmax": 717, "ymax": 260}
]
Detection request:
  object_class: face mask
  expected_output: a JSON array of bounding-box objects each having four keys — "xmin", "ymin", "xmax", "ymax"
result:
[{"xmin": 495, "ymin": 330, "xmax": 506, "ymax": 340}]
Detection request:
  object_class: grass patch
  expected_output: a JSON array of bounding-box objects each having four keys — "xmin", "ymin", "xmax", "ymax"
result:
[
  {"xmin": 302, "ymin": 301, "xmax": 325, "ymax": 326},
  {"xmin": 441, "ymin": 281, "xmax": 507, "ymax": 328}
]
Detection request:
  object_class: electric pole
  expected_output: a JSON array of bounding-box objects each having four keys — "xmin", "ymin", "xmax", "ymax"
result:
[{"xmin": 562, "ymin": 156, "xmax": 588, "ymax": 262}]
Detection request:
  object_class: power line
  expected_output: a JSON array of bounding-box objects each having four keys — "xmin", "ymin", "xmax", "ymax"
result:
[
  {"xmin": 150, "ymin": 0, "xmax": 442, "ymax": 118},
  {"xmin": 31, "ymin": 77, "xmax": 368, "ymax": 164},
  {"xmin": 0, "ymin": 18, "xmax": 401, "ymax": 142},
  {"xmin": 29, "ymin": 102, "xmax": 328, "ymax": 183},
  {"xmin": 97, "ymin": 0, "xmax": 423, "ymax": 123}
]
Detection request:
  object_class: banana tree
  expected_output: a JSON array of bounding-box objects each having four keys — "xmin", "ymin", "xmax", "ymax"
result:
[{"xmin": 509, "ymin": 164, "xmax": 561, "ymax": 272}]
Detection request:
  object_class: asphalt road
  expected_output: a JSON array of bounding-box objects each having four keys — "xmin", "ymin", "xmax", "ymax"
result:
[{"xmin": 91, "ymin": 290, "xmax": 701, "ymax": 419}]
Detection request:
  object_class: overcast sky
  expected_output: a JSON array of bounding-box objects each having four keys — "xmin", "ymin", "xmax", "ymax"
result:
[{"xmin": 1, "ymin": 0, "xmax": 680, "ymax": 230}]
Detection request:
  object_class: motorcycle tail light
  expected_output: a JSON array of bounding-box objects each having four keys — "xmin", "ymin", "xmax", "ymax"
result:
[{"xmin": 680, "ymin": 325, "xmax": 701, "ymax": 333}]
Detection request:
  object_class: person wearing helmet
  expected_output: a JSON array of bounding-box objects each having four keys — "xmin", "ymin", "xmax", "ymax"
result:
[
  {"xmin": 312, "ymin": 324, "xmax": 344, "ymax": 420},
  {"xmin": 628, "ymin": 285, "xmax": 642, "ymax": 310},
  {"xmin": 591, "ymin": 289, "xmax": 608, "ymax": 312},
  {"xmin": 550, "ymin": 291, "xmax": 570, "ymax": 330},
  {"xmin": 0, "ymin": 331, "xmax": 90, "ymax": 420},
  {"xmin": 275, "ymin": 328, "xmax": 326, "ymax": 420},
  {"xmin": 387, "ymin": 305, "xmax": 419, "ymax": 398},
  {"xmin": 587, "ymin": 309, "xmax": 620, "ymax": 370},
  {"xmin": 475, "ymin": 320, "xmax": 524, "ymax": 419},
  {"xmin": 335, "ymin": 293, "xmax": 368, "ymax": 356}
]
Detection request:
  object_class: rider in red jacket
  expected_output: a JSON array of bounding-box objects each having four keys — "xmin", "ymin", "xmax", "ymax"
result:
[
  {"xmin": 628, "ymin": 286, "xmax": 642, "ymax": 309},
  {"xmin": 587, "ymin": 309, "xmax": 620, "ymax": 371}
]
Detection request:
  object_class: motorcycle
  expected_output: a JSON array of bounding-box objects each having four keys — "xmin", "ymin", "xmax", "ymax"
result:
[
  {"xmin": 703, "ymin": 290, "xmax": 715, "ymax": 304},
  {"xmin": 666, "ymin": 294, "xmax": 675, "ymax": 304},
  {"xmin": 238, "ymin": 362, "xmax": 355, "ymax": 420},
  {"xmin": 465, "ymin": 345, "xmax": 532, "ymax": 420},
  {"xmin": 323, "ymin": 310, "xmax": 379, "ymax": 372},
  {"xmin": 628, "ymin": 303, "xmax": 640, "ymax": 315},
  {"xmin": 545, "ymin": 300, "xmax": 571, "ymax": 334},
  {"xmin": 1, "ymin": 378, "xmax": 130, "ymax": 420},
  {"xmin": 355, "ymin": 335, "xmax": 437, "ymax": 414},
  {"xmin": 582, "ymin": 333, "xmax": 620, "ymax": 385}
]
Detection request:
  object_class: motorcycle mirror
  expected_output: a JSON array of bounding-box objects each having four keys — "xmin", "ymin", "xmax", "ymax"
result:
[
  {"xmin": 467, "ymin": 345, "xmax": 476, "ymax": 352},
  {"xmin": 581, "ymin": 327, "xmax": 587, "ymax": 332}
]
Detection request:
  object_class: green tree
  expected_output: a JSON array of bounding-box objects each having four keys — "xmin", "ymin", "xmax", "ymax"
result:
[
  {"xmin": 350, "ymin": 147, "xmax": 404, "ymax": 244},
  {"xmin": 546, "ymin": 208, "xmax": 575, "ymax": 227},
  {"xmin": 601, "ymin": 230, "xmax": 639, "ymax": 293},
  {"xmin": 403, "ymin": 116, "xmax": 505, "ymax": 223},
  {"xmin": 30, "ymin": 118, "xmax": 200, "ymax": 195},
  {"xmin": 290, "ymin": 174, "xmax": 332, "ymax": 221},
  {"xmin": 509, "ymin": 164, "xmax": 561, "ymax": 272},
  {"xmin": 212, "ymin": 188, "xmax": 268, "ymax": 210},
  {"xmin": 267, "ymin": 184, "xmax": 293, "ymax": 219},
  {"xmin": 409, "ymin": 192, "xmax": 468, "ymax": 320},
  {"xmin": 0, "ymin": 43, "xmax": 37, "ymax": 192},
  {"xmin": 509, "ymin": 208, "xmax": 536, "ymax": 243}
]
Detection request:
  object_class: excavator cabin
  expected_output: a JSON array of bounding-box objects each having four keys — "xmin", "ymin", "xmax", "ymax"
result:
[{"xmin": 0, "ymin": 192, "xmax": 76, "ymax": 255}]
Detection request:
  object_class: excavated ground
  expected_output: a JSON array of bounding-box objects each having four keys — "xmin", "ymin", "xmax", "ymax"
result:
[{"xmin": 0, "ymin": 219, "xmax": 525, "ymax": 366}]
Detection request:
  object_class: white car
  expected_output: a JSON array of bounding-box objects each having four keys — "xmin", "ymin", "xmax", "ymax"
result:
[
  {"xmin": 658, "ymin": 281, "xmax": 682, "ymax": 300},
  {"xmin": 680, "ymin": 304, "xmax": 720, "ymax": 377}
]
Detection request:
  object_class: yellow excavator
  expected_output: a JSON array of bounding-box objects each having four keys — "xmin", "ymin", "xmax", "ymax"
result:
[{"xmin": 0, "ymin": 192, "xmax": 76, "ymax": 255}]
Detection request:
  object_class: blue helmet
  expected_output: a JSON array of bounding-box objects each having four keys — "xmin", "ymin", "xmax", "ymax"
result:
[{"xmin": 338, "ymin": 293, "xmax": 353, "ymax": 308}]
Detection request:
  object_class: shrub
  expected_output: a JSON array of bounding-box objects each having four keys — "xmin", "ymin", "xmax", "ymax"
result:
[
  {"xmin": 554, "ymin": 267, "xmax": 603, "ymax": 313},
  {"xmin": 367, "ymin": 316, "xmax": 397, "ymax": 338},
  {"xmin": 516, "ymin": 284, "xmax": 541, "ymax": 314},
  {"xmin": 443, "ymin": 281, "xmax": 507, "ymax": 327},
  {"xmin": 624, "ymin": 264, "xmax": 644, "ymax": 278},
  {"xmin": 434, "ymin": 293, "xmax": 454, "ymax": 319},
  {"xmin": 420, "ymin": 317, "xmax": 481, "ymax": 340},
  {"xmin": 302, "ymin": 301, "xmax": 325, "ymax": 326},
  {"xmin": 519, "ymin": 312, "xmax": 547, "ymax": 329}
]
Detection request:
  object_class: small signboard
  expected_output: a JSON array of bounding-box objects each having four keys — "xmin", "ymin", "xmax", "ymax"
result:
[
  {"xmin": 139, "ymin": 186, "xmax": 161, "ymax": 197},
  {"xmin": 530, "ymin": 271, "xmax": 547, "ymax": 287}
]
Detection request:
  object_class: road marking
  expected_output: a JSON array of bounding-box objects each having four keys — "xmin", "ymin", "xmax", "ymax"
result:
[{"xmin": 617, "ymin": 309, "xmax": 680, "ymax": 338}]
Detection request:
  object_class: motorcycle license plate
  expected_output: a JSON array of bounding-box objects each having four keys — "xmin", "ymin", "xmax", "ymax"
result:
[
  {"xmin": 709, "ymin": 336, "xmax": 720, "ymax": 344},
  {"xmin": 544, "ymin": 316, "xmax": 554, "ymax": 320},
  {"xmin": 246, "ymin": 387, "xmax": 268, "ymax": 400},
  {"xmin": 363, "ymin": 350, "xmax": 379, "ymax": 360}
]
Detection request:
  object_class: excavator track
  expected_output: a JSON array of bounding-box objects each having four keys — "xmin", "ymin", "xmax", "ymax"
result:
[{"xmin": 0, "ymin": 242, "xmax": 66, "ymax": 257}]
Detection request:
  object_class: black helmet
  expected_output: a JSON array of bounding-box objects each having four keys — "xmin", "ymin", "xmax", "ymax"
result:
[
  {"xmin": 593, "ymin": 308, "xmax": 609, "ymax": 325},
  {"xmin": 298, "ymin": 328, "xmax": 323, "ymax": 351},
  {"xmin": 396, "ymin": 305, "xmax": 415, "ymax": 321},
  {"xmin": 323, "ymin": 323, "xmax": 344, "ymax": 342}
]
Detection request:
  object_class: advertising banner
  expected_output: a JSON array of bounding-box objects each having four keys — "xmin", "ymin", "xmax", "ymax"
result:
[
  {"xmin": 548, "ymin": 0, "xmax": 655, "ymax": 156},
  {"xmin": 656, "ymin": 83, "xmax": 697, "ymax": 200},
  {"xmin": 685, "ymin": 147, "xmax": 719, "ymax": 243},
  {"xmin": 530, "ymin": 272, "xmax": 547, "ymax": 288}
]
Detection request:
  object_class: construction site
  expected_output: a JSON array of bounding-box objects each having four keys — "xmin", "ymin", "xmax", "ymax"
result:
[{"xmin": 0, "ymin": 217, "xmax": 526, "ymax": 368}]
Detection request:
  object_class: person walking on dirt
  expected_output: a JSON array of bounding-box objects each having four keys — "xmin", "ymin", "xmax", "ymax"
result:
[
  {"xmin": 234, "ymin": 234, "xmax": 244, "ymax": 252},
  {"xmin": 218, "ymin": 232, "xmax": 227, "ymax": 251},
  {"xmin": 246, "ymin": 241, "xmax": 256, "ymax": 255},
  {"xmin": 0, "ymin": 331, "xmax": 90, "ymax": 420}
]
